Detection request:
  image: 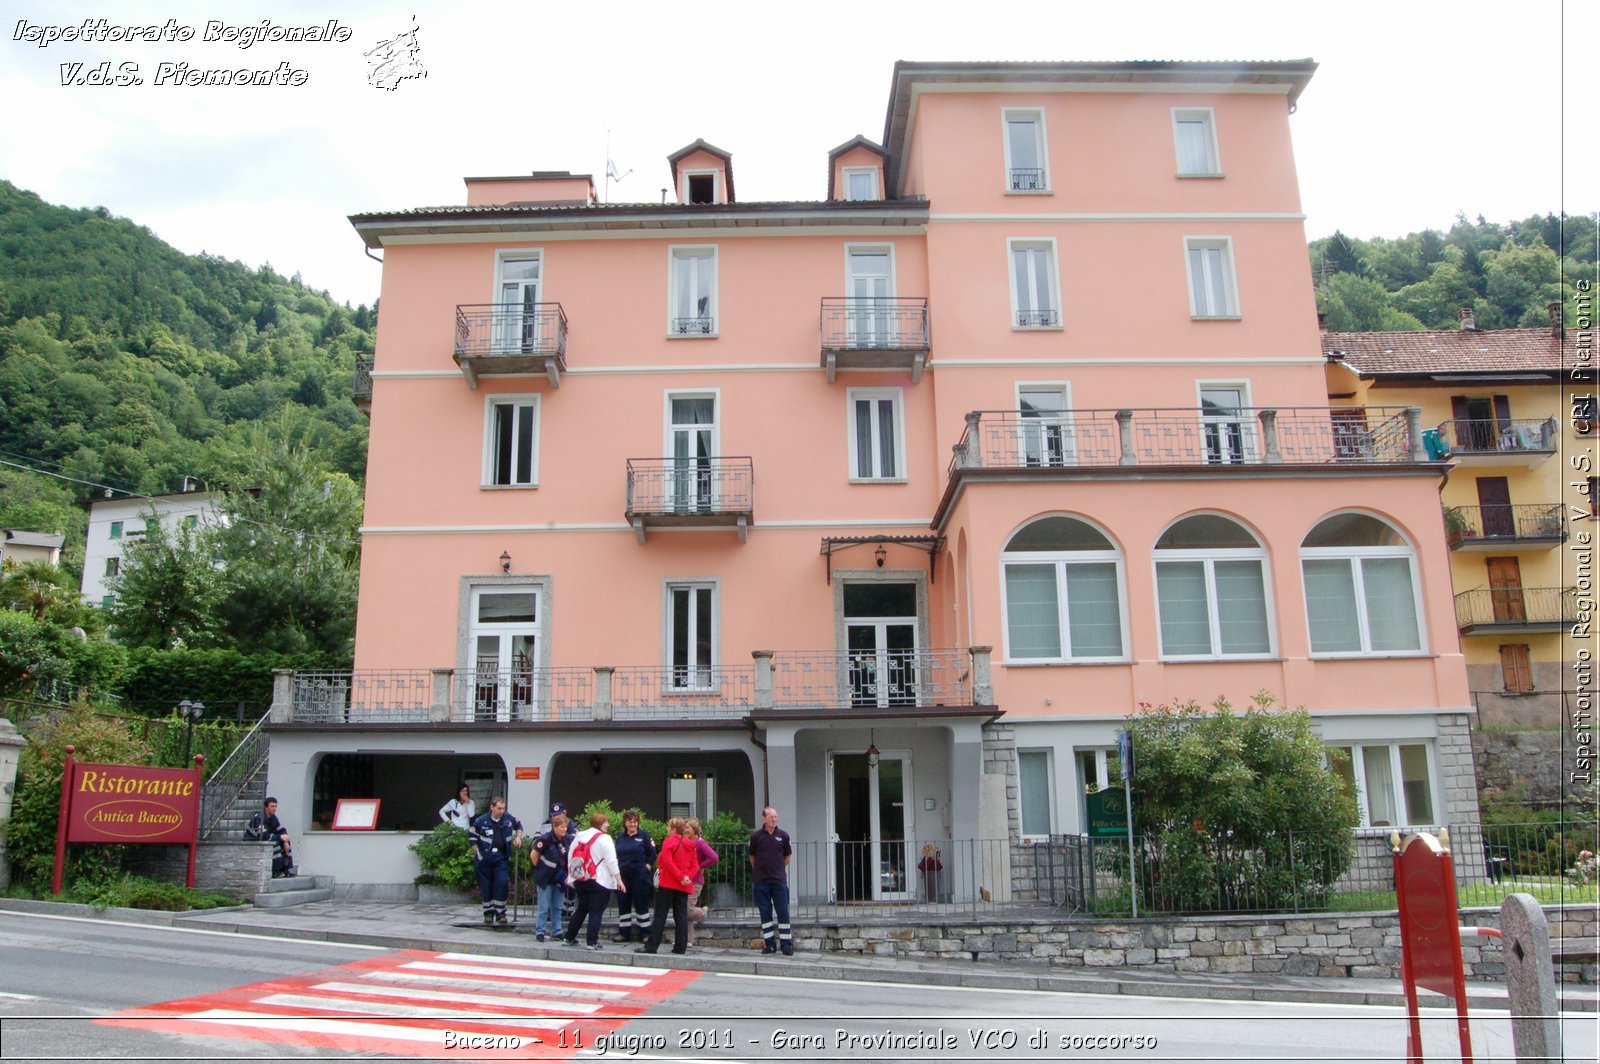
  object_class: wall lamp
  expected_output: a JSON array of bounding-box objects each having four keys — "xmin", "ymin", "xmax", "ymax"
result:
[
  {"xmin": 866, "ymin": 730, "xmax": 880, "ymax": 768},
  {"xmin": 874, "ymin": 544, "xmax": 886, "ymax": 568},
  {"xmin": 500, "ymin": 551, "xmax": 512, "ymax": 573}
]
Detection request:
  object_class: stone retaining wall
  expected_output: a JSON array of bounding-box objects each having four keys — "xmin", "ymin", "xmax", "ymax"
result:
[
  {"xmin": 124, "ymin": 841, "xmax": 271, "ymax": 899},
  {"xmin": 786, "ymin": 904, "xmax": 1599, "ymax": 983}
]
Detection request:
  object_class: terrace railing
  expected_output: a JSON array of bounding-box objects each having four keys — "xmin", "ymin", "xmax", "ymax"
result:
[
  {"xmin": 1436, "ymin": 416, "xmax": 1559, "ymax": 454},
  {"xmin": 950, "ymin": 406, "xmax": 1423, "ymax": 474},
  {"xmin": 1454, "ymin": 586, "xmax": 1581, "ymax": 631},
  {"xmin": 1446, "ymin": 503, "xmax": 1567, "ymax": 547}
]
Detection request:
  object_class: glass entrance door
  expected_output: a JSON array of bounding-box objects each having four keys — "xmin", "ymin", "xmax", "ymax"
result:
[
  {"xmin": 668, "ymin": 395, "xmax": 716, "ymax": 512},
  {"xmin": 843, "ymin": 582, "xmax": 919, "ymax": 708},
  {"xmin": 827, "ymin": 750, "xmax": 913, "ymax": 902},
  {"xmin": 1200, "ymin": 386, "xmax": 1250, "ymax": 464},
  {"xmin": 469, "ymin": 588, "xmax": 538, "ymax": 721}
]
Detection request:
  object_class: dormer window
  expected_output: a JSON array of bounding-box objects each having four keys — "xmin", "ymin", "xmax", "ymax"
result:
[
  {"xmin": 684, "ymin": 172, "xmax": 716, "ymax": 204},
  {"xmin": 843, "ymin": 167, "xmax": 880, "ymax": 201}
]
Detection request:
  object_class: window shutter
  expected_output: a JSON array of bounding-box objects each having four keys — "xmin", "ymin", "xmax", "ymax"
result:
[
  {"xmin": 1499, "ymin": 644, "xmax": 1533, "ymax": 693},
  {"xmin": 1492, "ymin": 395, "xmax": 1512, "ymax": 428}
]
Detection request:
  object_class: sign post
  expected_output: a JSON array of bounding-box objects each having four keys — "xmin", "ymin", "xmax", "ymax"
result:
[
  {"xmin": 1117, "ymin": 728, "xmax": 1136, "ymax": 919},
  {"xmin": 1391, "ymin": 829, "xmax": 1487, "ymax": 1063},
  {"xmin": 52, "ymin": 747, "xmax": 204, "ymax": 894}
]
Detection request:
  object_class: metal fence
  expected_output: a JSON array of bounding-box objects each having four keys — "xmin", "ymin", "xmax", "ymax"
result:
[
  {"xmin": 453, "ymin": 303, "xmax": 568, "ymax": 359},
  {"xmin": 819, "ymin": 297, "xmax": 930, "ymax": 351},
  {"xmin": 1435, "ymin": 416, "xmax": 1558, "ymax": 453},
  {"xmin": 1454, "ymin": 586, "xmax": 1580, "ymax": 630},
  {"xmin": 951, "ymin": 406, "xmax": 1419, "ymax": 472},
  {"xmin": 1054, "ymin": 821, "xmax": 1599, "ymax": 917},
  {"xmin": 770, "ymin": 650, "xmax": 973, "ymax": 709},
  {"xmin": 608, "ymin": 666, "xmax": 755, "ymax": 721},
  {"xmin": 625, "ymin": 457, "xmax": 754, "ymax": 517},
  {"xmin": 291, "ymin": 670, "xmax": 436, "ymax": 723},
  {"xmin": 1446, "ymin": 503, "xmax": 1566, "ymax": 543}
]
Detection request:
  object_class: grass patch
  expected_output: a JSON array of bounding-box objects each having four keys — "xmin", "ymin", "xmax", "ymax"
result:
[
  {"xmin": 1083, "ymin": 878, "xmax": 1598, "ymax": 917},
  {"xmin": 3, "ymin": 875, "xmax": 243, "ymax": 911}
]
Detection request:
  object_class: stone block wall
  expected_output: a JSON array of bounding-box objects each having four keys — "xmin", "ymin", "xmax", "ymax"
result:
[
  {"xmin": 800, "ymin": 904, "xmax": 1598, "ymax": 983},
  {"xmin": 123, "ymin": 841, "xmax": 271, "ymax": 899},
  {"xmin": 1474, "ymin": 728, "xmax": 1591, "ymax": 804}
]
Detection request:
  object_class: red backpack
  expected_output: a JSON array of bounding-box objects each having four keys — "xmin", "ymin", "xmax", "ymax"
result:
[{"xmin": 568, "ymin": 833, "xmax": 598, "ymax": 882}]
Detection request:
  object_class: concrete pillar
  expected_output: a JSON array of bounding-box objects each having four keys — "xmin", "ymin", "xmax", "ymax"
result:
[
  {"xmin": 1115, "ymin": 410, "xmax": 1137, "ymax": 465},
  {"xmin": 1405, "ymin": 406, "xmax": 1428, "ymax": 461},
  {"xmin": 593, "ymin": 666, "xmax": 614, "ymax": 722},
  {"xmin": 955, "ymin": 723, "xmax": 992, "ymax": 903},
  {"xmin": 752, "ymin": 651, "xmax": 774, "ymax": 710},
  {"xmin": 961, "ymin": 411, "xmax": 983, "ymax": 468},
  {"xmin": 269, "ymin": 668, "xmax": 294, "ymax": 725},
  {"xmin": 1257, "ymin": 408, "xmax": 1282, "ymax": 464},
  {"xmin": 1500, "ymin": 893, "xmax": 1560, "ymax": 1062},
  {"xmin": 0, "ymin": 717, "xmax": 26, "ymax": 890},
  {"xmin": 429, "ymin": 668, "xmax": 453, "ymax": 723},
  {"xmin": 969, "ymin": 646, "xmax": 993, "ymax": 705}
]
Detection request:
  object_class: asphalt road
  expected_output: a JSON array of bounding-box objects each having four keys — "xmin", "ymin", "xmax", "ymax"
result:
[{"xmin": 0, "ymin": 910, "xmax": 1594, "ymax": 1062}]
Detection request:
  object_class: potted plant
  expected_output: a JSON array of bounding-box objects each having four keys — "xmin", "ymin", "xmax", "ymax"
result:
[{"xmin": 1443, "ymin": 506, "xmax": 1469, "ymax": 548}]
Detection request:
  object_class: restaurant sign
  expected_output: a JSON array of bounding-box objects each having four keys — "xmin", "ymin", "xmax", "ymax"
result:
[{"xmin": 53, "ymin": 745, "xmax": 203, "ymax": 893}]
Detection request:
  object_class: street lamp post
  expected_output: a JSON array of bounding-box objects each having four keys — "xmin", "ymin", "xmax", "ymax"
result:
[{"xmin": 178, "ymin": 700, "xmax": 205, "ymax": 765}]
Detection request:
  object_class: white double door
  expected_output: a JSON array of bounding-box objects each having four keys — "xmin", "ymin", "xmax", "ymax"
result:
[
  {"xmin": 826, "ymin": 749, "xmax": 914, "ymax": 903},
  {"xmin": 469, "ymin": 588, "xmax": 538, "ymax": 722}
]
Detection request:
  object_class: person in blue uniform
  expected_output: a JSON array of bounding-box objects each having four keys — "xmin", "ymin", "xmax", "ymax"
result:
[
  {"xmin": 611, "ymin": 810, "xmax": 656, "ymax": 942},
  {"xmin": 748, "ymin": 805, "xmax": 793, "ymax": 955},
  {"xmin": 469, "ymin": 796, "xmax": 523, "ymax": 926}
]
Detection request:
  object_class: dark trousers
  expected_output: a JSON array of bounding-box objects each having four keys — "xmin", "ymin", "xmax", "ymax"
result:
[
  {"xmin": 616, "ymin": 868, "xmax": 652, "ymax": 930},
  {"xmin": 642, "ymin": 887, "xmax": 689, "ymax": 954},
  {"xmin": 754, "ymin": 882, "xmax": 792, "ymax": 947},
  {"xmin": 564, "ymin": 881, "xmax": 612, "ymax": 945},
  {"xmin": 476, "ymin": 856, "xmax": 509, "ymax": 916}
]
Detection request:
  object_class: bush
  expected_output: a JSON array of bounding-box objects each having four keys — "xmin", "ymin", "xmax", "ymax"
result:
[
  {"xmin": 64, "ymin": 873, "xmax": 242, "ymax": 911},
  {"xmin": 409, "ymin": 823, "xmax": 475, "ymax": 890},
  {"xmin": 1123, "ymin": 692, "xmax": 1358, "ymax": 913},
  {"xmin": 4, "ymin": 702, "xmax": 154, "ymax": 892}
]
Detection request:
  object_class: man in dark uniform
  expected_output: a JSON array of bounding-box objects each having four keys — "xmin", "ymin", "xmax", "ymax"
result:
[
  {"xmin": 747, "ymin": 805, "xmax": 793, "ymax": 955},
  {"xmin": 469, "ymin": 796, "xmax": 523, "ymax": 926},
  {"xmin": 246, "ymin": 797, "xmax": 294, "ymax": 878}
]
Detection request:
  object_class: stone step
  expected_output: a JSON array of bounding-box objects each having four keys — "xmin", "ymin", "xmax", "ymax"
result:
[
  {"xmin": 253, "ymin": 885, "xmax": 334, "ymax": 908},
  {"xmin": 259, "ymin": 875, "xmax": 334, "ymax": 894}
]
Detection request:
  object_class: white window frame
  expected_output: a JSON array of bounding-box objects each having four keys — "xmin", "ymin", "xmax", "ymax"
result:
[
  {"xmin": 1184, "ymin": 236, "xmax": 1241, "ymax": 319},
  {"xmin": 1152, "ymin": 514, "xmax": 1275, "ymax": 661},
  {"xmin": 663, "ymin": 389, "xmax": 721, "ymax": 511},
  {"xmin": 1007, "ymin": 238, "xmax": 1063, "ymax": 330},
  {"xmin": 1015, "ymin": 381, "xmax": 1073, "ymax": 466},
  {"xmin": 846, "ymin": 387, "xmax": 906, "ymax": 482},
  {"xmin": 842, "ymin": 166, "xmax": 881, "ymax": 201},
  {"xmin": 999, "ymin": 517, "xmax": 1130, "ymax": 664},
  {"xmin": 679, "ymin": 168, "xmax": 720, "ymax": 204},
  {"xmin": 1196, "ymin": 380, "xmax": 1257, "ymax": 464},
  {"xmin": 1001, "ymin": 107, "xmax": 1050, "ymax": 193},
  {"xmin": 667, "ymin": 245, "xmax": 718, "ymax": 338},
  {"xmin": 1172, "ymin": 107, "xmax": 1223, "ymax": 177},
  {"xmin": 1017, "ymin": 748, "xmax": 1056, "ymax": 839},
  {"xmin": 664, "ymin": 578, "xmax": 719, "ymax": 693},
  {"xmin": 481, "ymin": 393, "xmax": 540, "ymax": 488},
  {"xmin": 1300, "ymin": 515, "xmax": 1428, "ymax": 658},
  {"xmin": 1325, "ymin": 742, "xmax": 1439, "ymax": 829}
]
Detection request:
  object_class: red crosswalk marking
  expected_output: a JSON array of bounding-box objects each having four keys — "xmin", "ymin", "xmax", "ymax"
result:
[{"xmin": 99, "ymin": 948, "xmax": 701, "ymax": 1059}]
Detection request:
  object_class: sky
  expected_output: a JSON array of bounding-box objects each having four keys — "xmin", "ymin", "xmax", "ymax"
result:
[{"xmin": 0, "ymin": 0, "xmax": 1592, "ymax": 309}]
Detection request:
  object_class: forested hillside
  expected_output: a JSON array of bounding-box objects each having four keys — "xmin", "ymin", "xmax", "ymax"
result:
[
  {"xmin": 0, "ymin": 180, "xmax": 373, "ymax": 572},
  {"xmin": 1311, "ymin": 211, "xmax": 1597, "ymax": 332}
]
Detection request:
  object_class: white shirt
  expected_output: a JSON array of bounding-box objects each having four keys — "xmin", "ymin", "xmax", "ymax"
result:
[
  {"xmin": 439, "ymin": 797, "xmax": 475, "ymax": 830},
  {"xmin": 573, "ymin": 827, "xmax": 623, "ymax": 891}
]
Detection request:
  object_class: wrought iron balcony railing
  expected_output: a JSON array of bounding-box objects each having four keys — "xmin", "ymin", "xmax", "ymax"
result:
[
  {"xmin": 948, "ymin": 406, "xmax": 1425, "ymax": 475},
  {"xmin": 1008, "ymin": 168, "xmax": 1045, "ymax": 191},
  {"xmin": 1454, "ymin": 586, "xmax": 1581, "ymax": 632},
  {"xmin": 820, "ymin": 297, "xmax": 930, "ymax": 352},
  {"xmin": 626, "ymin": 456, "xmax": 754, "ymax": 542},
  {"xmin": 452, "ymin": 303, "xmax": 569, "ymax": 388},
  {"xmin": 1445, "ymin": 504, "xmax": 1566, "ymax": 548},
  {"xmin": 352, "ymin": 356, "xmax": 373, "ymax": 412},
  {"xmin": 769, "ymin": 649, "xmax": 974, "ymax": 710},
  {"xmin": 1434, "ymin": 417, "xmax": 1558, "ymax": 455},
  {"xmin": 1016, "ymin": 309, "xmax": 1060, "ymax": 328},
  {"xmin": 671, "ymin": 316, "xmax": 715, "ymax": 336}
]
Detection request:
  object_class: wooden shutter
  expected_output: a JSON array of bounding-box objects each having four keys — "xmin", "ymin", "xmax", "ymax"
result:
[{"xmin": 1498, "ymin": 644, "xmax": 1533, "ymax": 693}]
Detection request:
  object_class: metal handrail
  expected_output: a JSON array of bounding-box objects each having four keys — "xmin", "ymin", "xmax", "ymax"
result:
[
  {"xmin": 199, "ymin": 709, "xmax": 271, "ymax": 838},
  {"xmin": 819, "ymin": 297, "xmax": 930, "ymax": 351},
  {"xmin": 626, "ymin": 456, "xmax": 754, "ymax": 516},
  {"xmin": 454, "ymin": 303, "xmax": 569, "ymax": 359}
]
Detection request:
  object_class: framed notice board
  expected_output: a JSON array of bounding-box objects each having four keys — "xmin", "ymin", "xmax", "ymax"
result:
[{"xmin": 331, "ymin": 798, "xmax": 382, "ymax": 831}]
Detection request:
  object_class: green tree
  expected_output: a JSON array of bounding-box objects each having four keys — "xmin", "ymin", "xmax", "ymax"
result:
[
  {"xmin": 1123, "ymin": 693, "xmax": 1358, "ymax": 912},
  {"xmin": 0, "ymin": 559, "xmax": 74, "ymax": 621},
  {"xmin": 1317, "ymin": 272, "xmax": 1424, "ymax": 332},
  {"xmin": 104, "ymin": 513, "xmax": 227, "ymax": 649}
]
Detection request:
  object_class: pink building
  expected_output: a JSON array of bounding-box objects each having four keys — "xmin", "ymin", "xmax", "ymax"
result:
[{"xmin": 269, "ymin": 60, "xmax": 1478, "ymax": 894}]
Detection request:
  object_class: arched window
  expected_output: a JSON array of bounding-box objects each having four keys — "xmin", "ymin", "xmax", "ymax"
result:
[
  {"xmin": 1154, "ymin": 514, "xmax": 1272, "ymax": 658},
  {"xmin": 1001, "ymin": 516, "xmax": 1125, "ymax": 661},
  {"xmin": 1300, "ymin": 514, "xmax": 1423, "ymax": 655}
]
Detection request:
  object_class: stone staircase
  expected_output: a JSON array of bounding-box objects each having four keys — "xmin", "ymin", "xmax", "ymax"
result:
[
  {"xmin": 254, "ymin": 874, "xmax": 336, "ymax": 909},
  {"xmin": 207, "ymin": 762, "xmax": 269, "ymax": 841}
]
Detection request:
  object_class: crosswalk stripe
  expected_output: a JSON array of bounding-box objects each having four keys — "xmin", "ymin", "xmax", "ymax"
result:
[
  {"xmin": 309, "ymin": 980, "xmax": 603, "ymax": 1013},
  {"xmin": 356, "ymin": 970, "xmax": 627, "ymax": 1001},
  {"xmin": 180, "ymin": 1008, "xmax": 533, "ymax": 1045},
  {"xmin": 254, "ymin": 993, "xmax": 574, "ymax": 1029},
  {"xmin": 435, "ymin": 951, "xmax": 671, "ymax": 977},
  {"xmin": 400, "ymin": 960, "xmax": 650, "ymax": 987}
]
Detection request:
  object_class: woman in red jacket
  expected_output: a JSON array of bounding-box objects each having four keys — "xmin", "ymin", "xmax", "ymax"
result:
[{"xmin": 636, "ymin": 817, "xmax": 695, "ymax": 955}]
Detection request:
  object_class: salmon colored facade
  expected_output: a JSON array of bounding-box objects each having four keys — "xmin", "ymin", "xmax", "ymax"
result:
[{"xmin": 269, "ymin": 60, "xmax": 1481, "ymax": 891}]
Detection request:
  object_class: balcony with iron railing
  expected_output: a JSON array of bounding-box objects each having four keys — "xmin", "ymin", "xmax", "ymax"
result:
[
  {"xmin": 1434, "ymin": 417, "xmax": 1559, "ymax": 466},
  {"xmin": 625, "ymin": 456, "xmax": 754, "ymax": 543},
  {"xmin": 453, "ymin": 303, "xmax": 569, "ymax": 389},
  {"xmin": 947, "ymin": 406, "xmax": 1428, "ymax": 477},
  {"xmin": 352, "ymin": 357, "xmax": 373, "ymax": 415},
  {"xmin": 271, "ymin": 648, "xmax": 990, "ymax": 726},
  {"xmin": 1454, "ymin": 586, "xmax": 1581, "ymax": 634},
  {"xmin": 1445, "ymin": 504, "xmax": 1567, "ymax": 550},
  {"xmin": 819, "ymin": 297, "xmax": 930, "ymax": 382}
]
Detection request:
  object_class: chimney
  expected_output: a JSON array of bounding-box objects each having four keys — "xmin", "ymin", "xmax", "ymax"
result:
[
  {"xmin": 1549, "ymin": 301, "xmax": 1565, "ymax": 338},
  {"xmin": 1458, "ymin": 306, "xmax": 1477, "ymax": 331}
]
